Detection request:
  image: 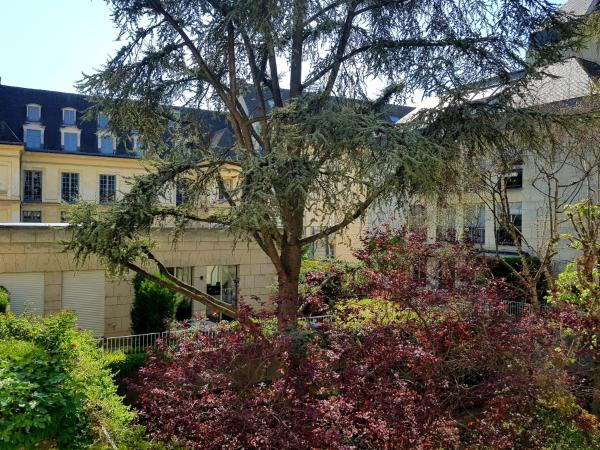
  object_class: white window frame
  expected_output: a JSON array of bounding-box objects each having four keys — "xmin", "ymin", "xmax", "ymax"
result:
[
  {"xmin": 99, "ymin": 173, "xmax": 118, "ymax": 203},
  {"xmin": 25, "ymin": 103, "xmax": 41, "ymax": 122},
  {"xmin": 22, "ymin": 124, "xmax": 45, "ymax": 148},
  {"xmin": 62, "ymin": 107, "xmax": 77, "ymax": 125},
  {"xmin": 60, "ymin": 127, "xmax": 81, "ymax": 151},
  {"xmin": 97, "ymin": 131, "xmax": 117, "ymax": 153}
]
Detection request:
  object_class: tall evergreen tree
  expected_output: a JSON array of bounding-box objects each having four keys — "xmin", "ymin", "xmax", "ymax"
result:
[{"xmin": 67, "ymin": 0, "xmax": 594, "ymax": 325}]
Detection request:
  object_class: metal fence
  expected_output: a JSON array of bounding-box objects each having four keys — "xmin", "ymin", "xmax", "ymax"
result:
[
  {"xmin": 98, "ymin": 316, "xmax": 333, "ymax": 353},
  {"xmin": 98, "ymin": 303, "xmax": 546, "ymax": 353}
]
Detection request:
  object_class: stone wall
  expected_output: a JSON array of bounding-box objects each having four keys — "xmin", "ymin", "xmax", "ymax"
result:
[{"xmin": 0, "ymin": 225, "xmax": 276, "ymax": 336}]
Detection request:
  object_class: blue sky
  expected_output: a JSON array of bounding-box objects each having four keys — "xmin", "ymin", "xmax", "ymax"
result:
[
  {"xmin": 1, "ymin": 0, "xmax": 119, "ymax": 93},
  {"xmin": 1, "ymin": 0, "xmax": 568, "ymax": 97}
]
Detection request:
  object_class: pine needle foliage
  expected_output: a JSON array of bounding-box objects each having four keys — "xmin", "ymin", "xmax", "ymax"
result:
[{"xmin": 66, "ymin": 0, "xmax": 600, "ymax": 322}]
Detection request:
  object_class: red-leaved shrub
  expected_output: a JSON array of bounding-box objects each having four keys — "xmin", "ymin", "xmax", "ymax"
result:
[{"xmin": 133, "ymin": 227, "xmax": 600, "ymax": 449}]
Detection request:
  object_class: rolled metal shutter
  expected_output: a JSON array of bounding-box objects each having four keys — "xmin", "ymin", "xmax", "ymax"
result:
[
  {"xmin": 0, "ymin": 273, "xmax": 44, "ymax": 315},
  {"xmin": 62, "ymin": 271, "xmax": 105, "ymax": 336}
]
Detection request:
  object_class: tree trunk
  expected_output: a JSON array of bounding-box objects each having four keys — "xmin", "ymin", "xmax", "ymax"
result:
[
  {"xmin": 592, "ymin": 365, "xmax": 600, "ymax": 415},
  {"xmin": 277, "ymin": 242, "xmax": 303, "ymax": 330},
  {"xmin": 529, "ymin": 283, "xmax": 540, "ymax": 312}
]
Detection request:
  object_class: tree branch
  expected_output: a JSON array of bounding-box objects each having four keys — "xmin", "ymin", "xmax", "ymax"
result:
[
  {"xmin": 121, "ymin": 258, "xmax": 237, "ymax": 317},
  {"xmin": 323, "ymin": 2, "xmax": 357, "ymax": 95},
  {"xmin": 299, "ymin": 184, "xmax": 386, "ymax": 245},
  {"xmin": 303, "ymin": 36, "xmax": 500, "ymax": 89},
  {"xmin": 151, "ymin": 207, "xmax": 231, "ymax": 225}
]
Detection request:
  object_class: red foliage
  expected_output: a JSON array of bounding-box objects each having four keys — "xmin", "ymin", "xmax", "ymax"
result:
[{"xmin": 133, "ymin": 227, "xmax": 600, "ymax": 449}]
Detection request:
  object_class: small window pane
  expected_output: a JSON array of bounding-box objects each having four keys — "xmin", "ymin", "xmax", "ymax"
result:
[
  {"xmin": 26, "ymin": 105, "xmax": 41, "ymax": 122},
  {"xmin": 464, "ymin": 205, "xmax": 485, "ymax": 244},
  {"xmin": 61, "ymin": 173, "xmax": 79, "ymax": 203},
  {"xmin": 176, "ymin": 180, "xmax": 190, "ymax": 206},
  {"xmin": 206, "ymin": 265, "xmax": 238, "ymax": 307},
  {"xmin": 63, "ymin": 132, "xmax": 78, "ymax": 151},
  {"xmin": 99, "ymin": 175, "xmax": 116, "ymax": 204},
  {"xmin": 24, "ymin": 129, "xmax": 42, "ymax": 149},
  {"xmin": 23, "ymin": 170, "xmax": 42, "ymax": 202},
  {"xmin": 22, "ymin": 210, "xmax": 42, "ymax": 223},
  {"xmin": 496, "ymin": 202, "xmax": 523, "ymax": 246},
  {"xmin": 63, "ymin": 109, "xmax": 76, "ymax": 125},
  {"xmin": 100, "ymin": 135, "xmax": 113, "ymax": 154}
]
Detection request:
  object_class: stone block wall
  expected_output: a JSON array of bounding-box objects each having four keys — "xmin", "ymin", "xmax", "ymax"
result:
[{"xmin": 0, "ymin": 225, "xmax": 277, "ymax": 337}]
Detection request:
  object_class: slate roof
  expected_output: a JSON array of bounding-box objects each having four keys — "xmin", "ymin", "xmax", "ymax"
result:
[
  {"xmin": 0, "ymin": 121, "xmax": 20, "ymax": 145},
  {"xmin": 0, "ymin": 84, "xmax": 235, "ymax": 158},
  {"xmin": 0, "ymin": 84, "xmax": 412, "ymax": 159}
]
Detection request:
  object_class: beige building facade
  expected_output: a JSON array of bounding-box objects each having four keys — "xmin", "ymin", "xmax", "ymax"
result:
[
  {"xmin": 0, "ymin": 85, "xmax": 365, "ymax": 336},
  {"xmin": 0, "ymin": 224, "xmax": 276, "ymax": 337}
]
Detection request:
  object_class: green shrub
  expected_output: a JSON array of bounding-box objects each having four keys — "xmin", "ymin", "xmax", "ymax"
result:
[
  {"xmin": 333, "ymin": 298, "xmax": 416, "ymax": 330},
  {"xmin": 131, "ymin": 274, "xmax": 183, "ymax": 334},
  {"xmin": 0, "ymin": 312, "xmax": 152, "ymax": 449},
  {"xmin": 107, "ymin": 351, "xmax": 148, "ymax": 377},
  {"xmin": 0, "ymin": 286, "xmax": 8, "ymax": 313}
]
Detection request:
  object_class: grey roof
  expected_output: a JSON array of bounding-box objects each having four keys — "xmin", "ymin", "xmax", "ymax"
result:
[
  {"xmin": 0, "ymin": 121, "xmax": 20, "ymax": 145},
  {"xmin": 560, "ymin": 0, "xmax": 599, "ymax": 15},
  {"xmin": 0, "ymin": 85, "xmax": 235, "ymax": 158}
]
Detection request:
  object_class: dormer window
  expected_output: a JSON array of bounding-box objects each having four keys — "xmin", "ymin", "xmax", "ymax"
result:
[
  {"xmin": 62, "ymin": 108, "xmax": 76, "ymax": 125},
  {"xmin": 26, "ymin": 104, "xmax": 41, "ymax": 122},
  {"xmin": 23, "ymin": 124, "xmax": 45, "ymax": 150},
  {"xmin": 132, "ymin": 135, "xmax": 143, "ymax": 156},
  {"xmin": 98, "ymin": 114, "xmax": 109, "ymax": 129},
  {"xmin": 98, "ymin": 133, "xmax": 115, "ymax": 155},
  {"xmin": 62, "ymin": 131, "xmax": 80, "ymax": 151}
]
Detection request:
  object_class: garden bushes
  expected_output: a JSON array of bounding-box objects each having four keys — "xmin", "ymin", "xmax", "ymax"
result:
[
  {"xmin": 0, "ymin": 311, "xmax": 152, "ymax": 449},
  {"xmin": 0, "ymin": 286, "xmax": 9, "ymax": 313}
]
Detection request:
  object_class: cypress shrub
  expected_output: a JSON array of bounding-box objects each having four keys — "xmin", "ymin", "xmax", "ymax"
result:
[{"xmin": 130, "ymin": 274, "xmax": 182, "ymax": 334}]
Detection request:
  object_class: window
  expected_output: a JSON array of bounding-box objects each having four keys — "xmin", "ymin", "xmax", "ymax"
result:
[
  {"xmin": 176, "ymin": 180, "xmax": 190, "ymax": 206},
  {"xmin": 61, "ymin": 173, "xmax": 79, "ymax": 203},
  {"xmin": 436, "ymin": 206, "xmax": 457, "ymax": 242},
  {"xmin": 464, "ymin": 205, "xmax": 485, "ymax": 245},
  {"xmin": 132, "ymin": 135, "xmax": 143, "ymax": 155},
  {"xmin": 496, "ymin": 202, "xmax": 522, "ymax": 246},
  {"xmin": 216, "ymin": 179, "xmax": 234, "ymax": 202},
  {"xmin": 166, "ymin": 267, "xmax": 194, "ymax": 320},
  {"xmin": 305, "ymin": 226, "xmax": 335, "ymax": 259},
  {"xmin": 26, "ymin": 104, "xmax": 41, "ymax": 122},
  {"xmin": 206, "ymin": 265, "xmax": 239, "ymax": 307},
  {"xmin": 505, "ymin": 166, "xmax": 523, "ymax": 189},
  {"xmin": 24, "ymin": 128, "xmax": 42, "ymax": 149},
  {"xmin": 98, "ymin": 114, "xmax": 109, "ymax": 129},
  {"xmin": 62, "ymin": 108, "xmax": 76, "ymax": 125},
  {"xmin": 23, "ymin": 170, "xmax": 42, "ymax": 202},
  {"xmin": 407, "ymin": 204, "xmax": 427, "ymax": 234},
  {"xmin": 63, "ymin": 132, "xmax": 79, "ymax": 151},
  {"xmin": 99, "ymin": 135, "xmax": 114, "ymax": 154},
  {"xmin": 99, "ymin": 175, "xmax": 116, "ymax": 204},
  {"xmin": 22, "ymin": 210, "xmax": 42, "ymax": 223}
]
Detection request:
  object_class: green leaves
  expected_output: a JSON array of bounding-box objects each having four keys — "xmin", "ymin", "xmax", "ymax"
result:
[{"xmin": 0, "ymin": 312, "xmax": 149, "ymax": 448}]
